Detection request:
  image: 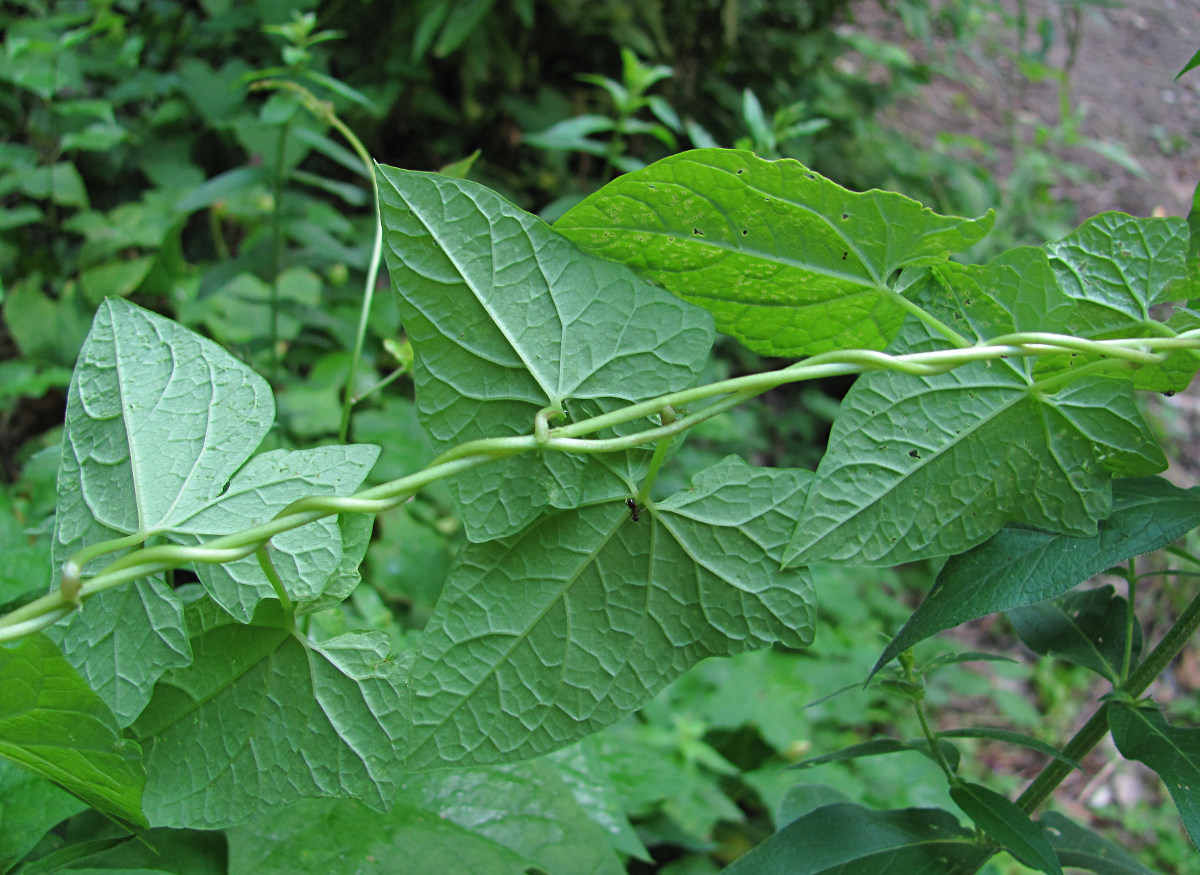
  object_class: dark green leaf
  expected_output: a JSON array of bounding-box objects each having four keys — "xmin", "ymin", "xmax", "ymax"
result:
[
  {"xmin": 556, "ymin": 149, "xmax": 993, "ymax": 357},
  {"xmin": 0, "ymin": 633, "xmax": 147, "ymax": 826},
  {"xmin": 377, "ymin": 166, "xmax": 714, "ymax": 542},
  {"xmin": 132, "ymin": 599, "xmax": 406, "ymax": 829},
  {"xmin": 723, "ymin": 802, "xmax": 977, "ymax": 874},
  {"xmin": 950, "ymin": 782, "xmax": 1062, "ymax": 874},
  {"xmin": 937, "ymin": 728, "xmax": 1083, "ymax": 773},
  {"xmin": 788, "ymin": 737, "xmax": 961, "ymax": 774},
  {"xmin": 1039, "ymin": 810, "xmax": 1158, "ymax": 874},
  {"xmin": 404, "ymin": 457, "xmax": 814, "ymax": 767},
  {"xmin": 1009, "ymin": 585, "xmax": 1142, "ymax": 682},
  {"xmin": 873, "ymin": 477, "xmax": 1200, "ymax": 675},
  {"xmin": 1177, "ymin": 48, "xmax": 1200, "ymax": 80},
  {"xmin": 1109, "ymin": 703, "xmax": 1200, "ymax": 846}
]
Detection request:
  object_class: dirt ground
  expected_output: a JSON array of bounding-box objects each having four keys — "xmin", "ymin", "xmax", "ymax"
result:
[{"xmin": 857, "ymin": 0, "xmax": 1200, "ymax": 219}]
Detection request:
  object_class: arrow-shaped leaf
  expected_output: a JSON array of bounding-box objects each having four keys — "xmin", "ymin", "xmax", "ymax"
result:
[
  {"xmin": 131, "ymin": 599, "xmax": 407, "ymax": 829},
  {"xmin": 377, "ymin": 166, "xmax": 715, "ymax": 542},
  {"xmin": 50, "ymin": 299, "xmax": 376, "ymax": 722},
  {"xmin": 404, "ymin": 456, "xmax": 814, "ymax": 767},
  {"xmin": 556, "ymin": 148, "xmax": 993, "ymax": 357}
]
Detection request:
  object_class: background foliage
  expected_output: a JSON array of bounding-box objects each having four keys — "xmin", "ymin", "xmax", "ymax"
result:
[{"xmin": 2, "ymin": 0, "xmax": 1199, "ymax": 873}]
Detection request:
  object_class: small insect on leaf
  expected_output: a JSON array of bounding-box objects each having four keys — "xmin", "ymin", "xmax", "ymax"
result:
[{"xmin": 626, "ymin": 497, "xmax": 641, "ymax": 522}]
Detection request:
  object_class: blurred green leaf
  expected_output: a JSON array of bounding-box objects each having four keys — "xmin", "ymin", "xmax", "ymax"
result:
[{"xmin": 0, "ymin": 634, "xmax": 147, "ymax": 826}]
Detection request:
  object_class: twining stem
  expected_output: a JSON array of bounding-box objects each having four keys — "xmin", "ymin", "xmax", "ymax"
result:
[
  {"xmin": 269, "ymin": 117, "xmax": 291, "ymax": 385},
  {"xmin": 257, "ymin": 548, "xmax": 294, "ymax": 618},
  {"xmin": 2, "ymin": 329, "xmax": 1199, "ymax": 643},
  {"xmin": 247, "ymin": 77, "xmax": 384, "ymax": 445}
]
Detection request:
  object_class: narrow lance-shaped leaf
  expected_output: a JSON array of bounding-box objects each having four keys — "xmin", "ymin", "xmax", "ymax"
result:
[
  {"xmin": 404, "ymin": 456, "xmax": 815, "ymax": 768},
  {"xmin": 555, "ymin": 148, "xmax": 993, "ymax": 357},
  {"xmin": 787, "ymin": 737, "xmax": 961, "ymax": 774},
  {"xmin": 377, "ymin": 165, "xmax": 715, "ymax": 542},
  {"xmin": 0, "ymin": 633, "xmax": 147, "ymax": 827},
  {"xmin": 873, "ymin": 477, "xmax": 1200, "ymax": 675},
  {"xmin": 1038, "ymin": 810, "xmax": 1159, "ymax": 875},
  {"xmin": 950, "ymin": 782, "xmax": 1062, "ymax": 875},
  {"xmin": 722, "ymin": 802, "xmax": 978, "ymax": 874},
  {"xmin": 1108, "ymin": 702, "xmax": 1200, "ymax": 847},
  {"xmin": 131, "ymin": 599, "xmax": 407, "ymax": 829}
]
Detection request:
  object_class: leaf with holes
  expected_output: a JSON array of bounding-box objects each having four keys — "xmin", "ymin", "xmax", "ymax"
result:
[{"xmin": 555, "ymin": 148, "xmax": 993, "ymax": 357}]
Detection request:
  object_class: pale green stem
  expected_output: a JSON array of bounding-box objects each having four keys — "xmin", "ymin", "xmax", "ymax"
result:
[
  {"xmin": 257, "ymin": 547, "xmax": 294, "ymax": 617},
  {"xmin": 1121, "ymin": 561, "xmax": 1137, "ymax": 683},
  {"xmin": 885, "ymin": 288, "xmax": 972, "ymax": 349},
  {"xmin": 4, "ymin": 331, "xmax": 1200, "ymax": 643}
]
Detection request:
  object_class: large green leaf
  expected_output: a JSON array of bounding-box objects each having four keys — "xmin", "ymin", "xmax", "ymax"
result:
[
  {"xmin": 377, "ymin": 165, "xmax": 714, "ymax": 542},
  {"xmin": 131, "ymin": 599, "xmax": 407, "ymax": 829},
  {"xmin": 722, "ymin": 802, "xmax": 977, "ymax": 874},
  {"xmin": 1009, "ymin": 586, "xmax": 1142, "ymax": 682},
  {"xmin": 404, "ymin": 456, "xmax": 814, "ymax": 768},
  {"xmin": 0, "ymin": 758, "xmax": 85, "ymax": 872},
  {"xmin": 950, "ymin": 782, "xmax": 1062, "ymax": 875},
  {"xmin": 1038, "ymin": 811, "xmax": 1158, "ymax": 875},
  {"xmin": 228, "ymin": 755, "xmax": 625, "ymax": 875},
  {"xmin": 785, "ymin": 280, "xmax": 1167, "ymax": 567},
  {"xmin": 1108, "ymin": 703, "xmax": 1200, "ymax": 846},
  {"xmin": 50, "ymin": 299, "xmax": 376, "ymax": 723},
  {"xmin": 555, "ymin": 148, "xmax": 993, "ymax": 357},
  {"xmin": 873, "ymin": 477, "xmax": 1200, "ymax": 674},
  {"xmin": 0, "ymin": 633, "xmax": 146, "ymax": 827}
]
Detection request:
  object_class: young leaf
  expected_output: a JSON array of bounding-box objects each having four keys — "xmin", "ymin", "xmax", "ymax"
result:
[
  {"xmin": 377, "ymin": 166, "xmax": 715, "ymax": 542},
  {"xmin": 937, "ymin": 728, "xmax": 1084, "ymax": 773},
  {"xmin": 404, "ymin": 456, "xmax": 814, "ymax": 768},
  {"xmin": 1108, "ymin": 702, "xmax": 1200, "ymax": 846},
  {"xmin": 1009, "ymin": 586, "xmax": 1142, "ymax": 682},
  {"xmin": 1038, "ymin": 811, "xmax": 1158, "ymax": 875},
  {"xmin": 950, "ymin": 782, "xmax": 1063, "ymax": 875},
  {"xmin": 0, "ymin": 633, "xmax": 147, "ymax": 827},
  {"xmin": 722, "ymin": 802, "xmax": 977, "ymax": 874},
  {"xmin": 787, "ymin": 737, "xmax": 961, "ymax": 774},
  {"xmin": 131, "ymin": 599, "xmax": 407, "ymax": 829},
  {"xmin": 555, "ymin": 148, "xmax": 993, "ymax": 357},
  {"xmin": 872, "ymin": 477, "xmax": 1200, "ymax": 674}
]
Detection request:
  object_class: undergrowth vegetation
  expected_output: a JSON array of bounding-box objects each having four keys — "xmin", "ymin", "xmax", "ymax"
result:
[{"xmin": 3, "ymin": 2, "xmax": 1200, "ymax": 873}]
